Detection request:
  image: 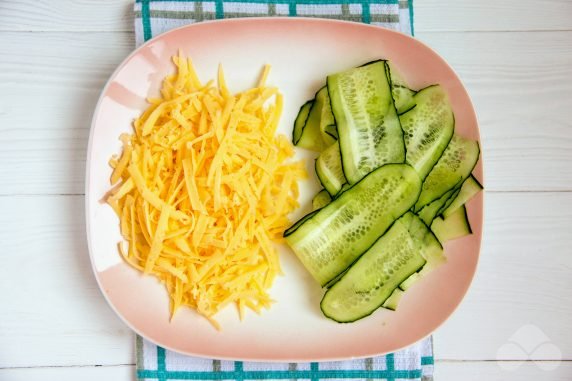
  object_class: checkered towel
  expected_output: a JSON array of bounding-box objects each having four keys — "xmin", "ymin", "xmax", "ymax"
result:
[
  {"xmin": 133, "ymin": 1, "xmax": 429, "ymax": 380},
  {"xmin": 136, "ymin": 336, "xmax": 434, "ymax": 381},
  {"xmin": 134, "ymin": 0, "xmax": 414, "ymax": 46}
]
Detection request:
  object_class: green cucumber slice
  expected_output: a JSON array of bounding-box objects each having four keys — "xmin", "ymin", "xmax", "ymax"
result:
[
  {"xmin": 386, "ymin": 62, "xmax": 416, "ymax": 114},
  {"xmin": 284, "ymin": 164, "xmax": 421, "ymax": 286},
  {"xmin": 283, "ymin": 210, "xmax": 319, "ymax": 237},
  {"xmin": 398, "ymin": 211, "xmax": 447, "ymax": 291},
  {"xmin": 399, "ymin": 211, "xmax": 445, "ymax": 264},
  {"xmin": 442, "ymin": 175, "xmax": 483, "ymax": 218},
  {"xmin": 414, "ymin": 134, "xmax": 480, "ymax": 211},
  {"xmin": 292, "ymin": 100, "xmax": 313, "ymax": 145},
  {"xmin": 328, "ymin": 61, "xmax": 405, "ymax": 184},
  {"xmin": 400, "ymin": 85, "xmax": 455, "ymax": 180},
  {"xmin": 431, "ymin": 205, "xmax": 472, "ymax": 243},
  {"xmin": 382, "ymin": 288, "xmax": 404, "ymax": 311},
  {"xmin": 315, "ymin": 142, "xmax": 347, "ymax": 196},
  {"xmin": 417, "ymin": 185, "xmax": 460, "ymax": 226},
  {"xmin": 323, "ymin": 267, "xmax": 349, "ymax": 289},
  {"xmin": 436, "ymin": 187, "xmax": 462, "ymax": 217},
  {"xmin": 398, "ymin": 244, "xmax": 446, "ymax": 291},
  {"xmin": 312, "ymin": 190, "xmax": 332, "ymax": 210},
  {"xmin": 320, "ymin": 212, "xmax": 440, "ymax": 323},
  {"xmin": 317, "ymin": 87, "xmax": 337, "ymax": 140},
  {"xmin": 337, "ymin": 183, "xmax": 351, "ymax": 195},
  {"xmin": 294, "ymin": 101, "xmax": 331, "ymax": 152},
  {"xmin": 399, "ymin": 272, "xmax": 420, "ymax": 291},
  {"xmin": 301, "ymin": 87, "xmax": 336, "ymax": 151},
  {"xmin": 398, "ymin": 245, "xmax": 447, "ymax": 291}
]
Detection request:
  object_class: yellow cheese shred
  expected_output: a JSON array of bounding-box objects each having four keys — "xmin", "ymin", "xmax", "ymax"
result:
[{"xmin": 106, "ymin": 53, "xmax": 306, "ymax": 329}]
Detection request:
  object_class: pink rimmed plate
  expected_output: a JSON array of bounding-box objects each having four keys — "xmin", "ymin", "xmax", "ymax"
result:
[{"xmin": 86, "ymin": 18, "xmax": 483, "ymax": 362}]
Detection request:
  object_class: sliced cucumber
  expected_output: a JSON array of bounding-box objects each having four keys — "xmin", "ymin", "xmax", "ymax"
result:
[
  {"xmin": 398, "ymin": 244, "xmax": 446, "ymax": 291},
  {"xmin": 432, "ymin": 205, "xmax": 472, "ymax": 243},
  {"xmin": 293, "ymin": 102, "xmax": 331, "ymax": 152},
  {"xmin": 437, "ymin": 187, "xmax": 461, "ymax": 217},
  {"xmin": 292, "ymin": 100, "xmax": 313, "ymax": 145},
  {"xmin": 382, "ymin": 288, "xmax": 404, "ymax": 311},
  {"xmin": 400, "ymin": 85, "xmax": 455, "ymax": 180},
  {"xmin": 399, "ymin": 244, "xmax": 447, "ymax": 291},
  {"xmin": 283, "ymin": 210, "xmax": 319, "ymax": 237},
  {"xmin": 399, "ymin": 272, "xmax": 420, "ymax": 291},
  {"xmin": 337, "ymin": 183, "xmax": 351, "ymax": 195},
  {"xmin": 398, "ymin": 211, "xmax": 447, "ymax": 291},
  {"xmin": 414, "ymin": 134, "xmax": 480, "ymax": 211},
  {"xmin": 320, "ymin": 212, "xmax": 440, "ymax": 323},
  {"xmin": 323, "ymin": 267, "xmax": 349, "ymax": 289},
  {"xmin": 386, "ymin": 62, "xmax": 416, "ymax": 114},
  {"xmin": 315, "ymin": 142, "xmax": 346, "ymax": 196},
  {"xmin": 317, "ymin": 87, "xmax": 337, "ymax": 141},
  {"xmin": 399, "ymin": 211, "xmax": 445, "ymax": 265},
  {"xmin": 442, "ymin": 175, "xmax": 483, "ymax": 218},
  {"xmin": 328, "ymin": 61, "xmax": 405, "ymax": 184},
  {"xmin": 302, "ymin": 87, "xmax": 336, "ymax": 151},
  {"xmin": 417, "ymin": 185, "xmax": 460, "ymax": 226},
  {"xmin": 284, "ymin": 164, "xmax": 421, "ymax": 286},
  {"xmin": 312, "ymin": 189, "xmax": 332, "ymax": 210}
]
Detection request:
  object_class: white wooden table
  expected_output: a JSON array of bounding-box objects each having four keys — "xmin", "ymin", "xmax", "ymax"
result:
[{"xmin": 1, "ymin": 1, "xmax": 571, "ymax": 379}]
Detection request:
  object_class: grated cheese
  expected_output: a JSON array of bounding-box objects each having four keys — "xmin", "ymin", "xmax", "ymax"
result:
[{"xmin": 106, "ymin": 52, "xmax": 306, "ymax": 329}]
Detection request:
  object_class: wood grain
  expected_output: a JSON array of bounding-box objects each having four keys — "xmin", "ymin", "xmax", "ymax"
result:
[
  {"xmin": 0, "ymin": 365, "xmax": 135, "ymax": 380},
  {"xmin": 434, "ymin": 192, "xmax": 572, "ymax": 360},
  {"xmin": 0, "ymin": 195, "xmax": 133, "ymax": 368},
  {"xmin": 0, "ymin": 192, "xmax": 570, "ymax": 367},
  {"xmin": 0, "ymin": 32, "xmax": 133, "ymax": 195},
  {"xmin": 434, "ymin": 361, "xmax": 572, "ymax": 381},
  {"xmin": 1, "ymin": 0, "xmax": 571, "ymax": 32},
  {"xmin": 417, "ymin": 31, "xmax": 572, "ymax": 192},
  {"xmin": 0, "ymin": 0, "xmax": 133, "ymax": 32},
  {"xmin": 416, "ymin": 0, "xmax": 572, "ymax": 32},
  {"xmin": 1, "ymin": 31, "xmax": 571, "ymax": 194}
]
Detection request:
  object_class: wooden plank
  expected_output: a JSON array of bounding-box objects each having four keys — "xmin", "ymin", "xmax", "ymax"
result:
[
  {"xmin": 0, "ymin": 365, "xmax": 135, "ymax": 381},
  {"xmin": 0, "ymin": 32, "xmax": 133, "ymax": 195},
  {"xmin": 415, "ymin": 0, "xmax": 572, "ymax": 32},
  {"xmin": 435, "ymin": 361, "xmax": 572, "ymax": 381},
  {"xmin": 0, "ymin": 0, "xmax": 133, "ymax": 32},
  {"xmin": 434, "ymin": 192, "xmax": 572, "ymax": 360},
  {"xmin": 416, "ymin": 31, "xmax": 572, "ymax": 192},
  {"xmin": 1, "ymin": 0, "xmax": 571, "ymax": 32},
  {"xmin": 0, "ymin": 31, "xmax": 571, "ymax": 194},
  {"xmin": 0, "ymin": 195, "xmax": 134, "ymax": 368},
  {"xmin": 0, "ymin": 192, "xmax": 570, "ymax": 367}
]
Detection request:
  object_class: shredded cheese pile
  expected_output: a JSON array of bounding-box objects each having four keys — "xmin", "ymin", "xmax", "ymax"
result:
[{"xmin": 105, "ymin": 52, "xmax": 306, "ymax": 329}]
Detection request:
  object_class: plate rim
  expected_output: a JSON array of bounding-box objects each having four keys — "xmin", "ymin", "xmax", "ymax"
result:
[{"xmin": 85, "ymin": 17, "xmax": 484, "ymax": 362}]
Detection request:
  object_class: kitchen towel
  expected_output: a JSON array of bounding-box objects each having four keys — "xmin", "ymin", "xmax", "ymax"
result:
[
  {"xmin": 133, "ymin": 1, "xmax": 430, "ymax": 380},
  {"xmin": 134, "ymin": 0, "xmax": 414, "ymax": 46},
  {"xmin": 137, "ymin": 336, "xmax": 434, "ymax": 380}
]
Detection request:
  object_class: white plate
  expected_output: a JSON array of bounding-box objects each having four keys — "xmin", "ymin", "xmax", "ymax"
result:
[{"xmin": 86, "ymin": 17, "xmax": 483, "ymax": 361}]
